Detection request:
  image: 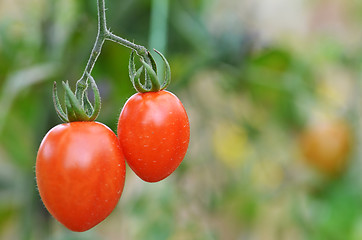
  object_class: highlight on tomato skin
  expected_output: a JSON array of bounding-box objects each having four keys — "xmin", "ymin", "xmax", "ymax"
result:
[
  {"xmin": 299, "ymin": 119, "xmax": 353, "ymax": 177},
  {"xmin": 117, "ymin": 90, "xmax": 190, "ymax": 183},
  {"xmin": 36, "ymin": 121, "xmax": 126, "ymax": 232}
]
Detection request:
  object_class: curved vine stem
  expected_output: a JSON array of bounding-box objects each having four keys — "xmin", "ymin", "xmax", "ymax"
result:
[
  {"xmin": 75, "ymin": 0, "xmax": 106, "ymax": 101},
  {"xmin": 52, "ymin": 0, "xmax": 171, "ymax": 122},
  {"xmin": 75, "ymin": 0, "xmax": 153, "ymax": 99},
  {"xmin": 106, "ymin": 32, "xmax": 149, "ymax": 60},
  {"xmin": 69, "ymin": 0, "xmax": 171, "ymax": 107}
]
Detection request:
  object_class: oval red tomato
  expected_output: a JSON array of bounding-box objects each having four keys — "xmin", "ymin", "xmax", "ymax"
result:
[
  {"xmin": 117, "ymin": 90, "xmax": 190, "ymax": 182},
  {"xmin": 36, "ymin": 122, "xmax": 126, "ymax": 232}
]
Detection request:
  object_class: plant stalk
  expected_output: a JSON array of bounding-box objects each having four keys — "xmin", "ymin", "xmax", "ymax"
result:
[{"xmin": 76, "ymin": 0, "xmax": 152, "ymax": 99}]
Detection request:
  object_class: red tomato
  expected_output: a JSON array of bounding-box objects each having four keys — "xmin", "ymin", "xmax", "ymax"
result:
[
  {"xmin": 36, "ymin": 122, "xmax": 126, "ymax": 232},
  {"xmin": 117, "ymin": 90, "xmax": 190, "ymax": 182}
]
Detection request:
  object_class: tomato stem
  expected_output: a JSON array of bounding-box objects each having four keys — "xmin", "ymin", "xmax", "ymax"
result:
[
  {"xmin": 76, "ymin": 0, "xmax": 152, "ymax": 94},
  {"xmin": 75, "ymin": 0, "xmax": 107, "ymax": 100},
  {"xmin": 75, "ymin": 0, "xmax": 171, "ymax": 94},
  {"xmin": 52, "ymin": 0, "xmax": 173, "ymax": 122}
]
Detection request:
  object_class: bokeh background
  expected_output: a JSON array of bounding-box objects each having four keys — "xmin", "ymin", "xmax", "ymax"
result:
[{"xmin": 1, "ymin": 0, "xmax": 362, "ymax": 239}]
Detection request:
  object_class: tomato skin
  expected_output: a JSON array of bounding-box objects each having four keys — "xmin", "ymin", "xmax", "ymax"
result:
[
  {"xmin": 117, "ymin": 90, "xmax": 190, "ymax": 182},
  {"xmin": 36, "ymin": 122, "xmax": 126, "ymax": 232}
]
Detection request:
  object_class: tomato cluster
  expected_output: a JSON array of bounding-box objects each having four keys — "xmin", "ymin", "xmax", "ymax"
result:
[{"xmin": 36, "ymin": 90, "xmax": 189, "ymax": 232}]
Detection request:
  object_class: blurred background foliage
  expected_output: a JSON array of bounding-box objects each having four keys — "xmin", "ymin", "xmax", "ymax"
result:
[{"xmin": 0, "ymin": 0, "xmax": 362, "ymax": 239}]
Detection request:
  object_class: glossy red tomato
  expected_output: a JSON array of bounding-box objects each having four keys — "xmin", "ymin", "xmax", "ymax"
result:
[
  {"xmin": 117, "ymin": 90, "xmax": 190, "ymax": 182},
  {"xmin": 36, "ymin": 122, "xmax": 126, "ymax": 232}
]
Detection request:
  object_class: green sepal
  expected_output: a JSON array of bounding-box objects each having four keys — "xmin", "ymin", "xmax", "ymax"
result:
[
  {"xmin": 52, "ymin": 82, "xmax": 69, "ymax": 122},
  {"xmin": 154, "ymin": 49, "xmax": 171, "ymax": 90},
  {"xmin": 62, "ymin": 81, "xmax": 89, "ymax": 121},
  {"xmin": 144, "ymin": 68, "xmax": 152, "ymax": 90},
  {"xmin": 75, "ymin": 76, "xmax": 93, "ymax": 115},
  {"xmin": 143, "ymin": 51, "xmax": 157, "ymax": 90},
  {"xmin": 133, "ymin": 66, "xmax": 147, "ymax": 93},
  {"xmin": 128, "ymin": 49, "xmax": 171, "ymax": 93},
  {"xmin": 86, "ymin": 72, "xmax": 101, "ymax": 121},
  {"xmin": 83, "ymin": 94, "xmax": 94, "ymax": 116},
  {"xmin": 74, "ymin": 80, "xmax": 87, "ymax": 104},
  {"xmin": 140, "ymin": 59, "xmax": 160, "ymax": 91},
  {"xmin": 147, "ymin": 51, "xmax": 157, "ymax": 74},
  {"xmin": 64, "ymin": 82, "xmax": 77, "ymax": 122},
  {"xmin": 129, "ymin": 51, "xmax": 137, "ymax": 80},
  {"xmin": 129, "ymin": 51, "xmax": 148, "ymax": 93}
]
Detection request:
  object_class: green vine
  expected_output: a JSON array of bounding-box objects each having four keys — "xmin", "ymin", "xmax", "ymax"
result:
[{"xmin": 53, "ymin": 0, "xmax": 171, "ymax": 122}]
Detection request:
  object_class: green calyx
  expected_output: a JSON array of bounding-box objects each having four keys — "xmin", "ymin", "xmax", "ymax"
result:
[
  {"xmin": 129, "ymin": 49, "xmax": 171, "ymax": 93},
  {"xmin": 53, "ymin": 73, "xmax": 101, "ymax": 122}
]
